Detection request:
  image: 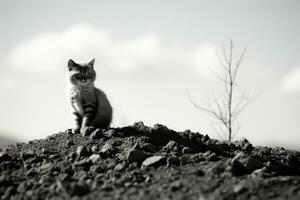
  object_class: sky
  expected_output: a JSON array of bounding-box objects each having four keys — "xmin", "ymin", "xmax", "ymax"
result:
[{"xmin": 0, "ymin": 0, "xmax": 299, "ymax": 150}]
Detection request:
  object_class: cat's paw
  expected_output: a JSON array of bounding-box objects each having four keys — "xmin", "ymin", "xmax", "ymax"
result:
[
  {"xmin": 81, "ymin": 126, "xmax": 95, "ymax": 136},
  {"xmin": 72, "ymin": 127, "xmax": 80, "ymax": 134}
]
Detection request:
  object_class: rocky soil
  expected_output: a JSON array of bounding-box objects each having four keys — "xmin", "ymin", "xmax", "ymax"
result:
[{"xmin": 1, "ymin": 122, "xmax": 300, "ymax": 200}]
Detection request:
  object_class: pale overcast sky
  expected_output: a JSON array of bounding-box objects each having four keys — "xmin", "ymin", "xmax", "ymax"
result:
[{"xmin": 0, "ymin": 0, "xmax": 299, "ymax": 150}]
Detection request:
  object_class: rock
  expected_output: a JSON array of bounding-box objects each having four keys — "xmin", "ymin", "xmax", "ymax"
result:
[
  {"xmin": 100, "ymin": 143, "xmax": 114, "ymax": 156},
  {"xmin": 114, "ymin": 162, "xmax": 126, "ymax": 171},
  {"xmin": 142, "ymin": 156, "xmax": 166, "ymax": 168},
  {"xmin": 38, "ymin": 163, "xmax": 53, "ymax": 174},
  {"xmin": 233, "ymin": 183, "xmax": 247, "ymax": 193},
  {"xmin": 49, "ymin": 154, "xmax": 60, "ymax": 159},
  {"xmin": 251, "ymin": 167, "xmax": 268, "ymax": 177},
  {"xmin": 73, "ymin": 159, "xmax": 92, "ymax": 168},
  {"xmin": 167, "ymin": 156, "xmax": 180, "ymax": 166},
  {"xmin": 17, "ymin": 182, "xmax": 27, "ymax": 193},
  {"xmin": 153, "ymin": 124, "xmax": 170, "ymax": 133},
  {"xmin": 192, "ymin": 168, "xmax": 205, "ymax": 176},
  {"xmin": 81, "ymin": 126, "xmax": 95, "ymax": 136},
  {"xmin": 207, "ymin": 152, "xmax": 219, "ymax": 161},
  {"xmin": 243, "ymin": 157, "xmax": 263, "ymax": 172},
  {"xmin": 127, "ymin": 148, "xmax": 150, "ymax": 163},
  {"xmin": 66, "ymin": 129, "xmax": 73, "ymax": 135},
  {"xmin": 103, "ymin": 129, "xmax": 116, "ymax": 138},
  {"xmin": 203, "ymin": 150, "xmax": 218, "ymax": 161},
  {"xmin": 41, "ymin": 148, "xmax": 56, "ymax": 155},
  {"xmin": 90, "ymin": 165, "xmax": 106, "ymax": 174},
  {"xmin": 39, "ymin": 175, "xmax": 54, "ymax": 185},
  {"xmin": 142, "ymin": 143, "xmax": 157, "ymax": 153},
  {"xmin": 164, "ymin": 140, "xmax": 178, "ymax": 151},
  {"xmin": 170, "ymin": 180, "xmax": 182, "ymax": 191},
  {"xmin": 212, "ymin": 141, "xmax": 230, "ymax": 152},
  {"xmin": 68, "ymin": 152, "xmax": 77, "ymax": 160},
  {"xmin": 0, "ymin": 175, "xmax": 13, "ymax": 187},
  {"xmin": 76, "ymin": 146, "xmax": 90, "ymax": 157},
  {"xmin": 133, "ymin": 121, "xmax": 149, "ymax": 132},
  {"xmin": 66, "ymin": 140, "xmax": 74, "ymax": 147},
  {"xmin": 91, "ymin": 145, "xmax": 99, "ymax": 153},
  {"xmin": 2, "ymin": 186, "xmax": 14, "ymax": 200},
  {"xmin": 286, "ymin": 153, "xmax": 300, "ymax": 166},
  {"xmin": 237, "ymin": 137, "xmax": 253, "ymax": 152},
  {"xmin": 230, "ymin": 152, "xmax": 263, "ymax": 175},
  {"xmin": 0, "ymin": 151, "xmax": 11, "ymax": 162},
  {"xmin": 26, "ymin": 168, "xmax": 38, "ymax": 177},
  {"xmin": 203, "ymin": 134, "xmax": 210, "ymax": 142},
  {"xmin": 90, "ymin": 129, "xmax": 102, "ymax": 139},
  {"xmin": 21, "ymin": 150, "xmax": 35, "ymax": 160},
  {"xmin": 230, "ymin": 153, "xmax": 248, "ymax": 175},
  {"xmin": 182, "ymin": 147, "xmax": 192, "ymax": 154},
  {"xmin": 89, "ymin": 154, "xmax": 101, "ymax": 164}
]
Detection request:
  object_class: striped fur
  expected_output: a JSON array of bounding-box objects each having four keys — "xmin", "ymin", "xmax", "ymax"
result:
[{"xmin": 66, "ymin": 59, "xmax": 112, "ymax": 133}]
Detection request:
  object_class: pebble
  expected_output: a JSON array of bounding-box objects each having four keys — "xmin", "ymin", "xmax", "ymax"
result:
[
  {"xmin": 182, "ymin": 147, "xmax": 192, "ymax": 154},
  {"xmin": 26, "ymin": 168, "xmax": 38, "ymax": 177},
  {"xmin": 170, "ymin": 180, "xmax": 182, "ymax": 191},
  {"xmin": 100, "ymin": 143, "xmax": 114, "ymax": 156},
  {"xmin": 21, "ymin": 151, "xmax": 35, "ymax": 160},
  {"xmin": 76, "ymin": 146, "xmax": 90, "ymax": 157},
  {"xmin": 127, "ymin": 148, "xmax": 150, "ymax": 163},
  {"xmin": 114, "ymin": 162, "xmax": 126, "ymax": 171},
  {"xmin": 164, "ymin": 140, "xmax": 178, "ymax": 151},
  {"xmin": 142, "ymin": 156, "xmax": 166, "ymax": 168},
  {"xmin": 90, "ymin": 165, "xmax": 106, "ymax": 174},
  {"xmin": 167, "ymin": 156, "xmax": 180, "ymax": 166},
  {"xmin": 66, "ymin": 140, "xmax": 75, "ymax": 147},
  {"xmin": 91, "ymin": 145, "xmax": 99, "ymax": 153},
  {"xmin": 0, "ymin": 151, "xmax": 11, "ymax": 162},
  {"xmin": 142, "ymin": 143, "xmax": 157, "ymax": 153},
  {"xmin": 90, "ymin": 129, "xmax": 102, "ymax": 139},
  {"xmin": 103, "ymin": 129, "xmax": 116, "ymax": 138},
  {"xmin": 81, "ymin": 126, "xmax": 96, "ymax": 137},
  {"xmin": 89, "ymin": 154, "xmax": 101, "ymax": 164},
  {"xmin": 0, "ymin": 175, "xmax": 13, "ymax": 187}
]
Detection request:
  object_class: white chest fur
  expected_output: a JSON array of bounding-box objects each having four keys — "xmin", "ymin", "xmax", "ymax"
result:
[{"xmin": 68, "ymin": 84, "xmax": 95, "ymax": 115}]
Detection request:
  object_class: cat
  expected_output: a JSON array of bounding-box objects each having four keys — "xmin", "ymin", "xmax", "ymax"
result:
[{"xmin": 66, "ymin": 58, "xmax": 113, "ymax": 134}]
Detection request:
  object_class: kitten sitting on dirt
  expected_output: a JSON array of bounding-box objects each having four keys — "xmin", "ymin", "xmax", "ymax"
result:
[{"xmin": 66, "ymin": 58, "xmax": 112, "ymax": 134}]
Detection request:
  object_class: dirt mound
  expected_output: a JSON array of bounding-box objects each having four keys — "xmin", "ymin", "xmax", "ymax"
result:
[{"xmin": 1, "ymin": 122, "xmax": 300, "ymax": 200}]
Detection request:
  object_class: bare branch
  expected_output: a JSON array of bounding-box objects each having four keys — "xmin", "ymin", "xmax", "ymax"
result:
[
  {"xmin": 208, "ymin": 66, "xmax": 228, "ymax": 84},
  {"xmin": 222, "ymin": 43, "xmax": 229, "ymax": 65},
  {"xmin": 233, "ymin": 45, "xmax": 247, "ymax": 83},
  {"xmin": 186, "ymin": 90, "xmax": 228, "ymax": 128},
  {"xmin": 216, "ymin": 49, "xmax": 229, "ymax": 72},
  {"xmin": 186, "ymin": 38, "xmax": 255, "ymax": 142}
]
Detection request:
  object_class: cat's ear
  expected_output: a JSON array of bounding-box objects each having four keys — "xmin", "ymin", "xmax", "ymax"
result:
[
  {"xmin": 88, "ymin": 58, "xmax": 95, "ymax": 68},
  {"xmin": 68, "ymin": 59, "xmax": 76, "ymax": 71}
]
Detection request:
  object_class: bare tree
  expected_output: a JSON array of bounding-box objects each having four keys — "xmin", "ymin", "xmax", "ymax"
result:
[{"xmin": 187, "ymin": 38, "xmax": 250, "ymax": 142}]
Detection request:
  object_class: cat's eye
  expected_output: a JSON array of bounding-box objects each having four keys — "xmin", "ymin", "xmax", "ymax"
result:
[
  {"xmin": 71, "ymin": 74, "xmax": 81, "ymax": 80},
  {"xmin": 87, "ymin": 73, "xmax": 93, "ymax": 78}
]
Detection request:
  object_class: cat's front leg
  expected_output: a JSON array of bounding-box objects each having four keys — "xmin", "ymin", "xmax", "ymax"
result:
[
  {"xmin": 72, "ymin": 111, "xmax": 82, "ymax": 134},
  {"xmin": 80, "ymin": 101, "xmax": 96, "ymax": 135},
  {"xmin": 80, "ymin": 112, "xmax": 95, "ymax": 135}
]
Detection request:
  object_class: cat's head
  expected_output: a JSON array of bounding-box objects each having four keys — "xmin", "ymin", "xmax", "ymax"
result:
[{"xmin": 67, "ymin": 59, "xmax": 96, "ymax": 85}]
